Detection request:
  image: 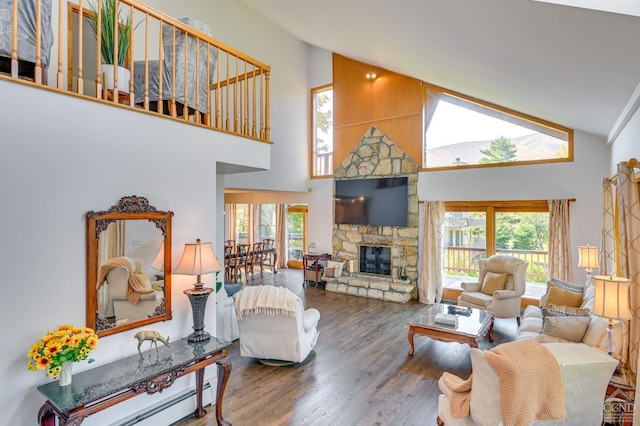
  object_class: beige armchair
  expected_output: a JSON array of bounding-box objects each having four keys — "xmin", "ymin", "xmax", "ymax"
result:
[
  {"xmin": 235, "ymin": 285, "xmax": 320, "ymax": 364},
  {"xmin": 457, "ymin": 255, "xmax": 528, "ymax": 324},
  {"xmin": 437, "ymin": 342, "xmax": 617, "ymax": 425}
]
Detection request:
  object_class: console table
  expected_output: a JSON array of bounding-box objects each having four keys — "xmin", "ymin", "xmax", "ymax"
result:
[{"xmin": 37, "ymin": 337, "xmax": 231, "ymax": 426}]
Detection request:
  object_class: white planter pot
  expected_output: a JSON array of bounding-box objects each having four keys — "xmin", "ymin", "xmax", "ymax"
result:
[{"xmin": 101, "ymin": 64, "xmax": 130, "ymax": 94}]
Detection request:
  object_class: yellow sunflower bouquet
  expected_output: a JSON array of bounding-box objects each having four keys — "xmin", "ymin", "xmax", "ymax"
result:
[{"xmin": 27, "ymin": 324, "xmax": 99, "ymax": 378}]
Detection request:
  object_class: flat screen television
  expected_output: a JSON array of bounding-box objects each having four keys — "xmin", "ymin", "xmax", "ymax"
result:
[{"xmin": 334, "ymin": 177, "xmax": 408, "ymax": 226}]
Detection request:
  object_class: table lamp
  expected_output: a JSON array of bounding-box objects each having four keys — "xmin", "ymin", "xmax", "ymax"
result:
[
  {"xmin": 150, "ymin": 241, "xmax": 165, "ymax": 280},
  {"xmin": 592, "ymin": 274, "xmax": 631, "ymax": 357},
  {"xmin": 174, "ymin": 239, "xmax": 224, "ymax": 342},
  {"xmin": 577, "ymin": 245, "xmax": 599, "ymax": 287}
]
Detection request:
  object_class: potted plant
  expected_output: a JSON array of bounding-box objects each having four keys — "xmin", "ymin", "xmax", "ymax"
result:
[{"xmin": 89, "ymin": 0, "xmax": 133, "ymax": 93}]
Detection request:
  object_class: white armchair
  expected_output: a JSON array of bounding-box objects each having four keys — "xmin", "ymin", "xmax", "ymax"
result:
[
  {"xmin": 457, "ymin": 255, "xmax": 528, "ymax": 324},
  {"xmin": 437, "ymin": 343, "xmax": 618, "ymax": 425},
  {"xmin": 235, "ymin": 285, "xmax": 320, "ymax": 364}
]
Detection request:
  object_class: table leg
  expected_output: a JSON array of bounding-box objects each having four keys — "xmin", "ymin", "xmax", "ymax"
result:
[
  {"xmin": 408, "ymin": 327, "xmax": 415, "ymax": 356},
  {"xmin": 272, "ymin": 251, "xmax": 278, "ymax": 273},
  {"xmin": 194, "ymin": 367, "xmax": 207, "ymax": 418},
  {"xmin": 216, "ymin": 356, "xmax": 232, "ymax": 426},
  {"xmin": 488, "ymin": 317, "xmax": 494, "ymax": 342},
  {"xmin": 37, "ymin": 403, "xmax": 56, "ymax": 426}
]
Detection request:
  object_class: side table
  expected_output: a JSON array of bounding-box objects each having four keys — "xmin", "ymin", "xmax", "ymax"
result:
[{"xmin": 302, "ymin": 252, "xmax": 331, "ymax": 287}]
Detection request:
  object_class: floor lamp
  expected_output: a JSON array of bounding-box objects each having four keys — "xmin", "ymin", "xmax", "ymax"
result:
[
  {"xmin": 174, "ymin": 239, "xmax": 224, "ymax": 343},
  {"xmin": 592, "ymin": 274, "xmax": 631, "ymax": 359},
  {"xmin": 577, "ymin": 245, "xmax": 599, "ymax": 287}
]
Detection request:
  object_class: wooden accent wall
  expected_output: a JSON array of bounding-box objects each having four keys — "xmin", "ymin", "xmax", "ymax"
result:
[{"xmin": 333, "ymin": 54, "xmax": 423, "ymax": 168}]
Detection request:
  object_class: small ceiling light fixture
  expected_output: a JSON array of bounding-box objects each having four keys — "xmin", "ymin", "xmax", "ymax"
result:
[{"xmin": 365, "ymin": 69, "xmax": 377, "ymax": 80}]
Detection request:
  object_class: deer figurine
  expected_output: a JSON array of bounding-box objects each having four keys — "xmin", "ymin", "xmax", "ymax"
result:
[{"xmin": 134, "ymin": 330, "xmax": 170, "ymax": 357}]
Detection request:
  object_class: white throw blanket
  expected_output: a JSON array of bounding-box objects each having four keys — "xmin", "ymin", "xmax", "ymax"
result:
[{"xmin": 235, "ymin": 285, "xmax": 297, "ymax": 319}]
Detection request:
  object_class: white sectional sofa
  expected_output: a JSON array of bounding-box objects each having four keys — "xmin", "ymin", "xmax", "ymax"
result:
[{"xmin": 518, "ymin": 279, "xmax": 623, "ymax": 357}]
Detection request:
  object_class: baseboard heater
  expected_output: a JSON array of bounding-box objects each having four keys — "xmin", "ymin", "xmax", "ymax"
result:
[{"xmin": 115, "ymin": 382, "xmax": 212, "ymax": 426}]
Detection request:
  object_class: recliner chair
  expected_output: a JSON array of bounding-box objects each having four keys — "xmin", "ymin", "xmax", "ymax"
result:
[
  {"xmin": 235, "ymin": 285, "xmax": 320, "ymax": 364},
  {"xmin": 457, "ymin": 255, "xmax": 528, "ymax": 324}
]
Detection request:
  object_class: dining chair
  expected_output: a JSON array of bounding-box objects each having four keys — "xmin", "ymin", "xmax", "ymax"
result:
[
  {"xmin": 235, "ymin": 243, "xmax": 253, "ymax": 281},
  {"xmin": 252, "ymin": 241, "xmax": 265, "ymax": 276}
]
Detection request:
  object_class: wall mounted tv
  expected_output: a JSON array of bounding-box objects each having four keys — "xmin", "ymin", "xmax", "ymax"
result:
[{"xmin": 334, "ymin": 177, "xmax": 408, "ymax": 227}]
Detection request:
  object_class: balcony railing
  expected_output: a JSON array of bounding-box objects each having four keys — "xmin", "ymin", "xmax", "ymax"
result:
[
  {"xmin": 444, "ymin": 246, "xmax": 549, "ymax": 283},
  {"xmin": 315, "ymin": 151, "xmax": 333, "ymax": 176},
  {"xmin": 0, "ymin": 0, "xmax": 270, "ymax": 142}
]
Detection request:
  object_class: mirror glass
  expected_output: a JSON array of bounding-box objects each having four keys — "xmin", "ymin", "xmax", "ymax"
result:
[{"xmin": 86, "ymin": 196, "xmax": 173, "ymax": 337}]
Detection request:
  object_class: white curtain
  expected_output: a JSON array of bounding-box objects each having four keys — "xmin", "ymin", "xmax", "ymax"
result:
[
  {"xmin": 276, "ymin": 204, "xmax": 287, "ymax": 269},
  {"xmin": 252, "ymin": 204, "xmax": 261, "ymax": 245},
  {"xmin": 617, "ymin": 163, "xmax": 640, "ymax": 376},
  {"xmin": 225, "ymin": 203, "xmax": 236, "ymax": 243},
  {"xmin": 547, "ymin": 199, "xmax": 572, "ymax": 281},
  {"xmin": 418, "ymin": 201, "xmax": 444, "ymax": 304},
  {"xmin": 97, "ymin": 220, "xmax": 125, "ymax": 317},
  {"xmin": 600, "ymin": 178, "xmax": 616, "ymax": 275}
]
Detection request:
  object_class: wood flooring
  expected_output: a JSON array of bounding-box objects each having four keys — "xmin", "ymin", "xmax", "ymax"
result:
[{"xmin": 172, "ymin": 269, "xmax": 517, "ymax": 426}]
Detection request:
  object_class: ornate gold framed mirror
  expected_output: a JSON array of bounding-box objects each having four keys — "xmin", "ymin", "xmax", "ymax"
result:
[{"xmin": 86, "ymin": 196, "xmax": 173, "ymax": 337}]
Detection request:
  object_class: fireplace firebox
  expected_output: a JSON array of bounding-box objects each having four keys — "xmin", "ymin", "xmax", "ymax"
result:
[{"xmin": 359, "ymin": 244, "xmax": 392, "ymax": 276}]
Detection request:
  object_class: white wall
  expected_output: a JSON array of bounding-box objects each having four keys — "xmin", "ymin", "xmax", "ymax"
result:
[
  {"xmin": 418, "ymin": 130, "xmax": 609, "ymax": 282},
  {"xmin": 610, "ymin": 105, "xmax": 640, "ymax": 172},
  {"xmin": 0, "ymin": 0, "xmax": 304, "ymax": 421}
]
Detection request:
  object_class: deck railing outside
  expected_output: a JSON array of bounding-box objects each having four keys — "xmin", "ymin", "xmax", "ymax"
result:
[
  {"xmin": 315, "ymin": 151, "xmax": 333, "ymax": 176},
  {"xmin": 0, "ymin": 0, "xmax": 270, "ymax": 142},
  {"xmin": 444, "ymin": 246, "xmax": 549, "ymax": 283}
]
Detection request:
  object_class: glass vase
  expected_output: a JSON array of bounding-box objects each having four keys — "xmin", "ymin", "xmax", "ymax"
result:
[{"xmin": 59, "ymin": 361, "xmax": 73, "ymax": 386}]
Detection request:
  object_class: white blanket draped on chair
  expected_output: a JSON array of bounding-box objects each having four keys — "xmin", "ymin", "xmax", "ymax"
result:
[{"xmin": 235, "ymin": 285, "xmax": 297, "ymax": 319}]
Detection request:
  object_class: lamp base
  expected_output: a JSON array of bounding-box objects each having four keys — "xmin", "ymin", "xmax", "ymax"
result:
[{"xmin": 184, "ymin": 286, "xmax": 213, "ymax": 343}]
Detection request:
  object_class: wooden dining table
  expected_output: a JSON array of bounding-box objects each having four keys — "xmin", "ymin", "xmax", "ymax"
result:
[{"xmin": 225, "ymin": 247, "xmax": 277, "ymax": 282}]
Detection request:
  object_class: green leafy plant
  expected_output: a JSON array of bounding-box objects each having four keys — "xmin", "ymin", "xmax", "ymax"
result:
[{"xmin": 88, "ymin": 0, "xmax": 132, "ymax": 67}]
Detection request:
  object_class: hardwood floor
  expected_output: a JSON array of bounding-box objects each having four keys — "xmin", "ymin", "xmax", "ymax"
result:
[{"xmin": 173, "ymin": 269, "xmax": 517, "ymax": 426}]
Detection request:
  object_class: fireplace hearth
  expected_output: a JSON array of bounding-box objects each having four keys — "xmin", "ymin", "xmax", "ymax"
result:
[{"xmin": 359, "ymin": 245, "xmax": 392, "ymax": 276}]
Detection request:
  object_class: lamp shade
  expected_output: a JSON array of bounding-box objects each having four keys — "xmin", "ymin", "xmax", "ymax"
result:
[
  {"xmin": 174, "ymin": 239, "xmax": 223, "ymax": 276},
  {"xmin": 150, "ymin": 241, "xmax": 165, "ymax": 271},
  {"xmin": 577, "ymin": 245, "xmax": 599, "ymax": 270},
  {"xmin": 592, "ymin": 275, "xmax": 632, "ymax": 320}
]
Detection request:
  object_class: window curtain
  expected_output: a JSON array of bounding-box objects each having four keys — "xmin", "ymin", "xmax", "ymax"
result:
[
  {"xmin": 225, "ymin": 203, "xmax": 236, "ymax": 243},
  {"xmin": 600, "ymin": 178, "xmax": 616, "ymax": 275},
  {"xmin": 252, "ymin": 204, "xmax": 261, "ymax": 245},
  {"xmin": 418, "ymin": 201, "xmax": 444, "ymax": 304},
  {"xmin": 276, "ymin": 204, "xmax": 287, "ymax": 269},
  {"xmin": 547, "ymin": 199, "xmax": 572, "ymax": 281},
  {"xmin": 616, "ymin": 163, "xmax": 640, "ymax": 377},
  {"xmin": 97, "ymin": 220, "xmax": 125, "ymax": 316}
]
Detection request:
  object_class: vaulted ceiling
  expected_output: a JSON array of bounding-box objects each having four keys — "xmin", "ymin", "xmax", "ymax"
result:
[{"xmin": 238, "ymin": 0, "xmax": 640, "ymax": 141}]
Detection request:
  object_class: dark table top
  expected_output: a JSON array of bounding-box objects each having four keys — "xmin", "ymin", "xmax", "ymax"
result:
[{"xmin": 37, "ymin": 337, "xmax": 230, "ymax": 412}]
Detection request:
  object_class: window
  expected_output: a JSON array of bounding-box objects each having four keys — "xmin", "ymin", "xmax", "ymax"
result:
[
  {"xmin": 444, "ymin": 201, "xmax": 550, "ymax": 282},
  {"xmin": 287, "ymin": 205, "xmax": 308, "ymax": 268},
  {"xmin": 235, "ymin": 204, "xmax": 249, "ymax": 244},
  {"xmin": 424, "ymin": 85, "xmax": 573, "ymax": 170},
  {"xmin": 311, "ymin": 85, "xmax": 333, "ymax": 178},
  {"xmin": 259, "ymin": 204, "xmax": 276, "ymax": 241}
]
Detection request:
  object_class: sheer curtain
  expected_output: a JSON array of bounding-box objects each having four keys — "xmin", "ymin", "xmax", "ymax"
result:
[
  {"xmin": 276, "ymin": 204, "xmax": 287, "ymax": 269},
  {"xmin": 616, "ymin": 163, "xmax": 640, "ymax": 376},
  {"xmin": 547, "ymin": 199, "xmax": 572, "ymax": 281},
  {"xmin": 252, "ymin": 204, "xmax": 261, "ymax": 244},
  {"xmin": 418, "ymin": 201, "xmax": 444, "ymax": 304},
  {"xmin": 225, "ymin": 203, "xmax": 236, "ymax": 242},
  {"xmin": 97, "ymin": 220, "xmax": 125, "ymax": 316}
]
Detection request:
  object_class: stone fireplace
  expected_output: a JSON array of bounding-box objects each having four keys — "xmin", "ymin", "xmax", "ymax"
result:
[{"xmin": 326, "ymin": 126, "xmax": 419, "ymax": 303}]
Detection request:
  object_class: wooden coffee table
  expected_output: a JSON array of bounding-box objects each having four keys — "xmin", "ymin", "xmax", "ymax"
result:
[{"xmin": 408, "ymin": 303, "xmax": 494, "ymax": 356}]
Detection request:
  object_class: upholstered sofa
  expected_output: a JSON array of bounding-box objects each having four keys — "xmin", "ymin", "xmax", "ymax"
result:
[
  {"xmin": 518, "ymin": 279, "xmax": 623, "ymax": 357},
  {"xmin": 437, "ymin": 342, "xmax": 618, "ymax": 425}
]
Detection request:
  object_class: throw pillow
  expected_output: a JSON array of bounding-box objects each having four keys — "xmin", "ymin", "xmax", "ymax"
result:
[
  {"xmin": 324, "ymin": 267, "xmax": 336, "ymax": 278},
  {"xmin": 481, "ymin": 271, "xmax": 507, "ymax": 295},
  {"xmin": 544, "ymin": 285, "xmax": 583, "ymax": 308},
  {"xmin": 542, "ymin": 315, "xmax": 590, "ymax": 342},
  {"xmin": 542, "ymin": 303, "xmax": 590, "ymax": 317},
  {"xmin": 326, "ymin": 260, "xmax": 344, "ymax": 277},
  {"xmin": 548, "ymin": 278, "xmax": 585, "ymax": 293}
]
